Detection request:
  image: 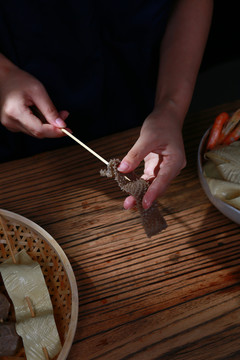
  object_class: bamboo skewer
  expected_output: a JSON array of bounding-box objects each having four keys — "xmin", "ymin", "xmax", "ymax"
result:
[
  {"xmin": 42, "ymin": 346, "xmax": 50, "ymax": 360},
  {"xmin": 25, "ymin": 296, "xmax": 35, "ymax": 318},
  {"xmin": 61, "ymin": 128, "xmax": 109, "ymax": 165},
  {"xmin": 25, "ymin": 298, "xmax": 50, "ymax": 359},
  {"xmin": 0, "ymin": 215, "xmax": 16, "ymax": 264},
  {"xmin": 62, "ymin": 128, "xmax": 131, "ymax": 181}
]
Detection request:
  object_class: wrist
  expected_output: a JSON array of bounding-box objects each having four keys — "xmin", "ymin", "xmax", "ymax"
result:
[
  {"xmin": 153, "ymin": 98, "xmax": 185, "ymax": 129},
  {"xmin": 154, "ymin": 77, "xmax": 195, "ymax": 127}
]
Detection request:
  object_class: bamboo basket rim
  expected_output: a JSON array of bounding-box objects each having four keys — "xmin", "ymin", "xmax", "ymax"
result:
[{"xmin": 0, "ymin": 208, "xmax": 79, "ymax": 360}]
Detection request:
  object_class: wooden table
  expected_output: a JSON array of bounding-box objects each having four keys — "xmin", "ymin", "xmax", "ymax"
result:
[{"xmin": 1, "ymin": 100, "xmax": 240, "ymax": 360}]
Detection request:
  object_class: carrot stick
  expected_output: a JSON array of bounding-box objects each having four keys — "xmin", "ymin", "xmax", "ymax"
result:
[
  {"xmin": 206, "ymin": 112, "xmax": 229, "ymax": 150},
  {"xmin": 220, "ymin": 108, "xmax": 240, "ymax": 139},
  {"xmin": 223, "ymin": 123, "xmax": 240, "ymax": 145}
]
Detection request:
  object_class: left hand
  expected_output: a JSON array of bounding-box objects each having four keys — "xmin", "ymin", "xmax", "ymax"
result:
[{"xmin": 118, "ymin": 105, "xmax": 186, "ymax": 209}]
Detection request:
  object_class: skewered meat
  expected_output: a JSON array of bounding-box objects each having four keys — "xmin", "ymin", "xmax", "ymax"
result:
[
  {"xmin": 100, "ymin": 159, "xmax": 167, "ymax": 237},
  {"xmin": 0, "ymin": 292, "xmax": 10, "ymax": 321},
  {"xmin": 0, "ymin": 322, "xmax": 22, "ymax": 356}
]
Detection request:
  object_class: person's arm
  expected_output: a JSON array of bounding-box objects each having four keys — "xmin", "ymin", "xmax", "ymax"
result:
[
  {"xmin": 0, "ymin": 53, "xmax": 67, "ymax": 137},
  {"xmin": 118, "ymin": 0, "xmax": 213, "ymax": 209}
]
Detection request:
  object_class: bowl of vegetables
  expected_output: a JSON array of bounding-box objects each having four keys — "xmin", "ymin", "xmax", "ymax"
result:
[{"xmin": 198, "ymin": 109, "xmax": 240, "ymax": 225}]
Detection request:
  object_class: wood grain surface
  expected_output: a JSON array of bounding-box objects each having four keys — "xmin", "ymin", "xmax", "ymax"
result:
[{"xmin": 1, "ymin": 100, "xmax": 240, "ymax": 359}]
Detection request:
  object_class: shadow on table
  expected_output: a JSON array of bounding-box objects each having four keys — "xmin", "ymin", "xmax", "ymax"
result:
[{"xmin": 162, "ymin": 192, "xmax": 240, "ymax": 286}]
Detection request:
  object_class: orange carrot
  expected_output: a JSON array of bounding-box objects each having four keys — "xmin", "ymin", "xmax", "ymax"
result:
[
  {"xmin": 206, "ymin": 112, "xmax": 229, "ymax": 150},
  {"xmin": 222, "ymin": 123, "xmax": 240, "ymax": 145},
  {"xmin": 218, "ymin": 108, "xmax": 240, "ymax": 144}
]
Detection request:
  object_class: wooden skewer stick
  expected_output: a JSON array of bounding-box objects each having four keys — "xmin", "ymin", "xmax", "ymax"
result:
[
  {"xmin": 61, "ymin": 128, "xmax": 109, "ymax": 165},
  {"xmin": 42, "ymin": 346, "xmax": 50, "ymax": 360},
  {"xmin": 62, "ymin": 128, "xmax": 131, "ymax": 181},
  {"xmin": 0, "ymin": 215, "xmax": 16, "ymax": 264},
  {"xmin": 25, "ymin": 296, "xmax": 35, "ymax": 318},
  {"xmin": 25, "ymin": 298, "xmax": 49, "ymax": 359}
]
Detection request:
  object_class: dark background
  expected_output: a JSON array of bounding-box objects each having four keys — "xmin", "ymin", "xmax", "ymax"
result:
[{"xmin": 190, "ymin": 0, "xmax": 240, "ymax": 111}]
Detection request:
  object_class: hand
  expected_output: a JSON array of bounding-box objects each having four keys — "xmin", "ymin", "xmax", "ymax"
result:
[
  {"xmin": 118, "ymin": 105, "xmax": 186, "ymax": 209},
  {"xmin": 0, "ymin": 57, "xmax": 68, "ymax": 137}
]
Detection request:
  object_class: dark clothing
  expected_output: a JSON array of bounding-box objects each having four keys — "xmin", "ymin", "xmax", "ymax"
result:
[{"xmin": 0, "ymin": 0, "xmax": 174, "ymax": 162}]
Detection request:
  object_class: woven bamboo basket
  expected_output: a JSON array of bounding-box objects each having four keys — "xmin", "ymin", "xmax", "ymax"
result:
[{"xmin": 0, "ymin": 208, "xmax": 78, "ymax": 360}]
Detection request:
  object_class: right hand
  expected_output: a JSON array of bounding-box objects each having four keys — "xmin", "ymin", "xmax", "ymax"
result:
[
  {"xmin": 0, "ymin": 55, "xmax": 68, "ymax": 137},
  {"xmin": 118, "ymin": 104, "xmax": 186, "ymax": 209}
]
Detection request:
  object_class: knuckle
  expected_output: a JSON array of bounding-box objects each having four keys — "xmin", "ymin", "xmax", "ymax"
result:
[
  {"xmin": 128, "ymin": 148, "xmax": 141, "ymax": 163},
  {"xmin": 129, "ymin": 150, "xmax": 139, "ymax": 160},
  {"xmin": 3, "ymin": 101, "xmax": 16, "ymax": 117},
  {"xmin": 30, "ymin": 81, "xmax": 43, "ymax": 94}
]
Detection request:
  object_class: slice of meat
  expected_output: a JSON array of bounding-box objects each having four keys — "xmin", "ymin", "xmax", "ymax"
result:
[
  {"xmin": 0, "ymin": 322, "xmax": 22, "ymax": 356},
  {"xmin": 0, "ymin": 292, "xmax": 10, "ymax": 321},
  {"xmin": 100, "ymin": 159, "xmax": 167, "ymax": 237}
]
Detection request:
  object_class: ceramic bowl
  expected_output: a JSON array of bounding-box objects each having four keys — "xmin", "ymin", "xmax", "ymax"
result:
[{"xmin": 197, "ymin": 128, "xmax": 240, "ymax": 225}]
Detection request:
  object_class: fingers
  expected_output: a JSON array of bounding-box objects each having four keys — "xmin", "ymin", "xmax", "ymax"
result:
[
  {"xmin": 31, "ymin": 84, "xmax": 67, "ymax": 128},
  {"xmin": 2, "ymin": 102, "xmax": 68, "ymax": 138},
  {"xmin": 142, "ymin": 153, "xmax": 186, "ymax": 209},
  {"xmin": 118, "ymin": 110, "xmax": 187, "ymax": 209},
  {"xmin": 0, "ymin": 65, "xmax": 69, "ymax": 138},
  {"xmin": 141, "ymin": 153, "xmax": 162, "ymax": 181},
  {"xmin": 123, "ymin": 196, "xmax": 136, "ymax": 210},
  {"xmin": 1, "ymin": 116, "xmax": 32, "ymax": 136},
  {"xmin": 124, "ymin": 157, "xmax": 186, "ymax": 210},
  {"xmin": 121, "ymin": 148, "xmax": 186, "ymax": 210},
  {"xmin": 2, "ymin": 93, "xmax": 69, "ymax": 138},
  {"xmin": 9, "ymin": 107, "xmax": 64, "ymax": 138},
  {"xmin": 118, "ymin": 137, "xmax": 150, "ymax": 173}
]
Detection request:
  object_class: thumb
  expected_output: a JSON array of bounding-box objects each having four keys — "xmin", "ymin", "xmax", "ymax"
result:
[{"xmin": 118, "ymin": 137, "xmax": 150, "ymax": 173}]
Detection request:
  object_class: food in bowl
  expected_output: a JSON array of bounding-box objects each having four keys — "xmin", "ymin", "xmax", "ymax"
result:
[
  {"xmin": 198, "ymin": 108, "xmax": 240, "ymax": 224},
  {"xmin": 203, "ymin": 141, "xmax": 240, "ymax": 209},
  {"xmin": 206, "ymin": 108, "xmax": 240, "ymax": 150},
  {"xmin": 0, "ymin": 209, "xmax": 78, "ymax": 360},
  {"xmin": 0, "ymin": 292, "xmax": 22, "ymax": 356},
  {"xmin": 0, "ymin": 249, "xmax": 62, "ymax": 359}
]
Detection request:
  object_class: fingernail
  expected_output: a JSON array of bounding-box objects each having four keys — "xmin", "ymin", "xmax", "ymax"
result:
[
  {"xmin": 54, "ymin": 118, "xmax": 66, "ymax": 128},
  {"xmin": 143, "ymin": 198, "xmax": 150, "ymax": 210},
  {"xmin": 118, "ymin": 161, "xmax": 129, "ymax": 172},
  {"xmin": 123, "ymin": 198, "xmax": 131, "ymax": 210}
]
